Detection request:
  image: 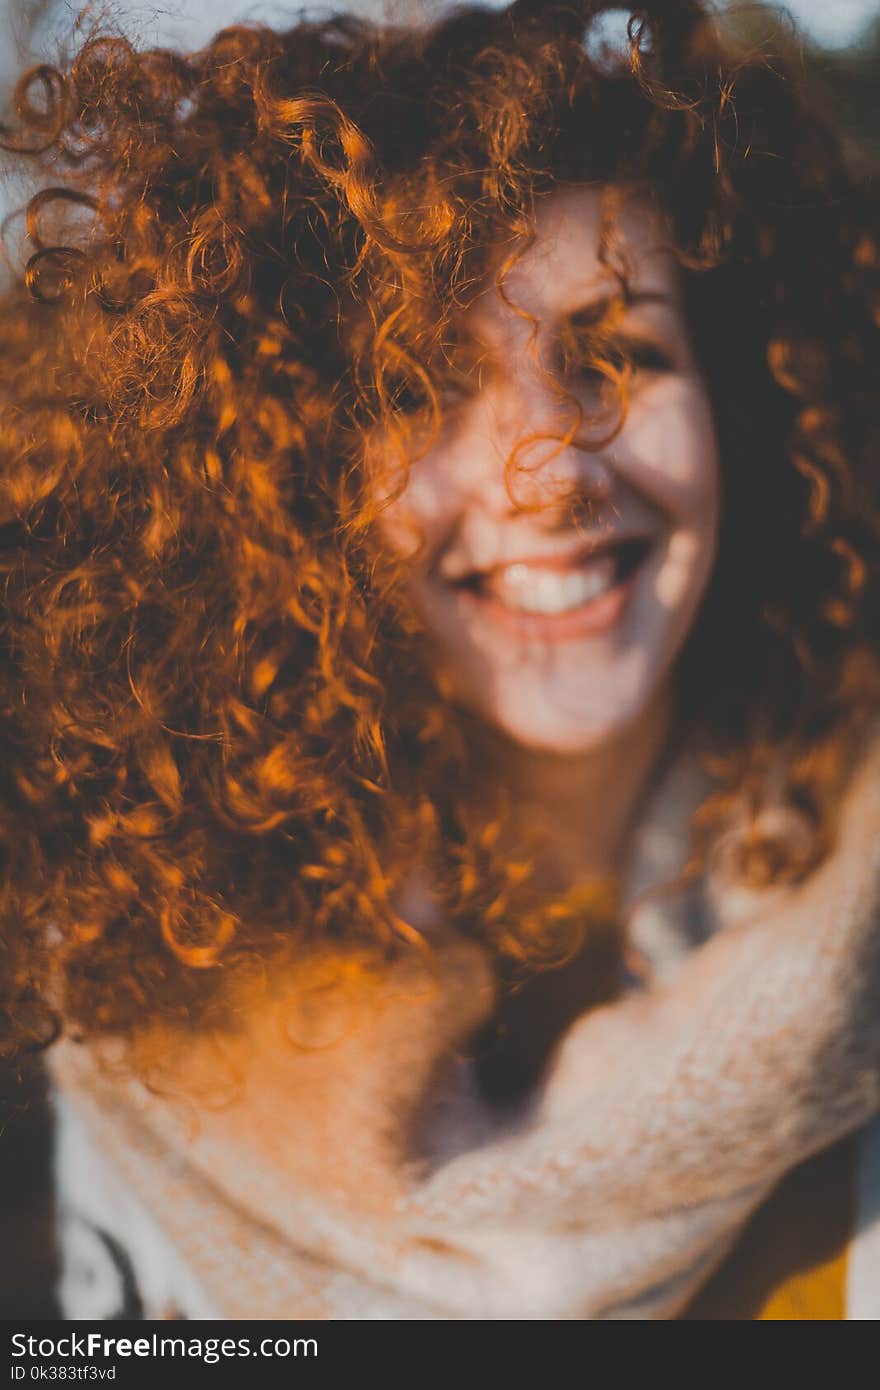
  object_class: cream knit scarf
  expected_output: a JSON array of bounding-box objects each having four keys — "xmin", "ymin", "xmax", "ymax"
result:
[{"xmin": 48, "ymin": 720, "xmax": 880, "ymax": 1319}]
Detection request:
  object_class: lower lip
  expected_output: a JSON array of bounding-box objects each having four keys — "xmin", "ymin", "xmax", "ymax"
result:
[{"xmin": 453, "ymin": 560, "xmax": 643, "ymax": 642}]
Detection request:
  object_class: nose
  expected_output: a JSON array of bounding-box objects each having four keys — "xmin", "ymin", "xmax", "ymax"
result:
[{"xmin": 482, "ymin": 366, "xmax": 616, "ymax": 522}]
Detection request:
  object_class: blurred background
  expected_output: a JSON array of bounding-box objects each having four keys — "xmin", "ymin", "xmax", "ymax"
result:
[{"xmin": 0, "ymin": 0, "xmax": 877, "ymax": 1321}]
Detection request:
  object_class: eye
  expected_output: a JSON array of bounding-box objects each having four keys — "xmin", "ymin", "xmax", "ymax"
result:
[
  {"xmin": 565, "ymin": 336, "xmax": 676, "ymax": 388},
  {"xmin": 384, "ymin": 373, "xmax": 472, "ymax": 422},
  {"xmin": 625, "ymin": 340, "xmax": 676, "ymax": 374}
]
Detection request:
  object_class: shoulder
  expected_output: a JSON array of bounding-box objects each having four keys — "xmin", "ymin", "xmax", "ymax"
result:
[{"xmin": 50, "ymin": 1081, "xmax": 219, "ymax": 1319}]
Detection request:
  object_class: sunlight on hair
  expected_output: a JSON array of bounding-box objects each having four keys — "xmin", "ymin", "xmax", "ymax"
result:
[{"xmin": 0, "ymin": 0, "xmax": 876, "ymax": 1062}]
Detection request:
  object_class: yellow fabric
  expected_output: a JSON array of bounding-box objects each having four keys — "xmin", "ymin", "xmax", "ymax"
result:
[{"xmin": 756, "ymin": 1246, "xmax": 848, "ymax": 1320}]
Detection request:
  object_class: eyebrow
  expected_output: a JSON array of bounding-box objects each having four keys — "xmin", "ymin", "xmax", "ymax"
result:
[
  {"xmin": 564, "ymin": 289, "xmax": 674, "ymax": 330},
  {"xmin": 451, "ymin": 287, "xmax": 677, "ymax": 374}
]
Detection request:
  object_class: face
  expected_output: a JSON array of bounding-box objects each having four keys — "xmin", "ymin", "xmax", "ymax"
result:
[{"xmin": 371, "ymin": 188, "xmax": 721, "ymax": 755}]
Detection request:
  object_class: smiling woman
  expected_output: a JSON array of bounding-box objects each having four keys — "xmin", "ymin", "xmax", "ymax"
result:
[{"xmin": 0, "ymin": 0, "xmax": 879, "ymax": 1320}]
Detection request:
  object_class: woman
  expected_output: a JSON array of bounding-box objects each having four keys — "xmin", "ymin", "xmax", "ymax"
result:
[{"xmin": 1, "ymin": 0, "xmax": 879, "ymax": 1318}]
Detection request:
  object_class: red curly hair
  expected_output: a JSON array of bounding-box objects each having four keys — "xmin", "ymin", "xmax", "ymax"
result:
[{"xmin": 0, "ymin": 0, "xmax": 878, "ymax": 1056}]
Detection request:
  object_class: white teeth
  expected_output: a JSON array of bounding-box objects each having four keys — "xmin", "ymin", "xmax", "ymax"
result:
[{"xmin": 482, "ymin": 556, "xmax": 617, "ymax": 614}]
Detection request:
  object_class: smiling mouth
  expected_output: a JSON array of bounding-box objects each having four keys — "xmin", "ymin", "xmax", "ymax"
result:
[
  {"xmin": 440, "ymin": 535, "xmax": 655, "ymax": 642},
  {"xmin": 447, "ymin": 536, "xmax": 652, "ymax": 627}
]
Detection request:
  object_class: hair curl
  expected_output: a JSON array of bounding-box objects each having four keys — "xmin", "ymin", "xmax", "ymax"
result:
[{"xmin": 0, "ymin": 0, "xmax": 878, "ymax": 1057}]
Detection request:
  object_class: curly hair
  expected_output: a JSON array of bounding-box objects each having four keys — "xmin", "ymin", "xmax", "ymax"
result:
[{"xmin": 0, "ymin": 0, "xmax": 878, "ymax": 1058}]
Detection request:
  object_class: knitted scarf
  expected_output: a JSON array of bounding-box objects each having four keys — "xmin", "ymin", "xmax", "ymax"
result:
[{"xmin": 47, "ymin": 720, "xmax": 880, "ymax": 1319}]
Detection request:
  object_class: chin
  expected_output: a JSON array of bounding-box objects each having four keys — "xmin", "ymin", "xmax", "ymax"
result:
[{"xmin": 465, "ymin": 683, "xmax": 660, "ymax": 757}]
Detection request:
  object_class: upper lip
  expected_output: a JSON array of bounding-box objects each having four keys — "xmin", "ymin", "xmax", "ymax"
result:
[{"xmin": 437, "ymin": 531, "xmax": 655, "ymax": 584}]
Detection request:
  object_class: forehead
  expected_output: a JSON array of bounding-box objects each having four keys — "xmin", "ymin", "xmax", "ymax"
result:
[{"xmin": 468, "ymin": 187, "xmax": 681, "ymax": 337}]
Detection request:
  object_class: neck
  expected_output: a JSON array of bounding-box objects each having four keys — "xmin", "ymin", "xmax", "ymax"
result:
[{"xmin": 472, "ymin": 685, "xmax": 675, "ymax": 899}]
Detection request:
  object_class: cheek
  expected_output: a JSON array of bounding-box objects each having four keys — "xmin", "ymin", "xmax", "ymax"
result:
[
  {"xmin": 361, "ymin": 456, "xmax": 426, "ymax": 573},
  {"xmin": 367, "ymin": 432, "xmax": 461, "ymax": 565},
  {"xmin": 615, "ymin": 378, "xmax": 720, "ymax": 526}
]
